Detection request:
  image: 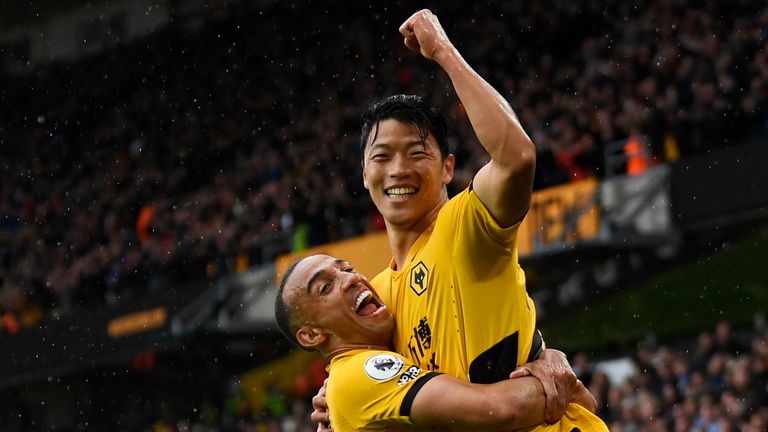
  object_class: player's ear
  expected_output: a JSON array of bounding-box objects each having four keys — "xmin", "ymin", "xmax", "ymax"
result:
[
  {"xmin": 442, "ymin": 154, "xmax": 455, "ymax": 185},
  {"xmin": 297, "ymin": 325, "xmax": 328, "ymax": 350}
]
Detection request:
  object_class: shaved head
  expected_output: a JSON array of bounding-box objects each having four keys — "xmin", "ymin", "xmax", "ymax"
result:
[{"xmin": 275, "ymin": 257, "xmax": 306, "ymax": 348}]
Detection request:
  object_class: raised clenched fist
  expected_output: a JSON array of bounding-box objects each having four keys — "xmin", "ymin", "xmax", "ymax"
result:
[{"xmin": 398, "ymin": 9, "xmax": 454, "ymax": 61}]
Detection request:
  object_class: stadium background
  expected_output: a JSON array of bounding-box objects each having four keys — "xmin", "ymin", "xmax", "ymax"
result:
[{"xmin": 1, "ymin": 0, "xmax": 767, "ymax": 430}]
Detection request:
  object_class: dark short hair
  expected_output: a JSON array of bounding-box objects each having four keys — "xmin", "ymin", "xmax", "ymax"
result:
[
  {"xmin": 274, "ymin": 258, "xmax": 309, "ymax": 350},
  {"xmin": 360, "ymin": 94, "xmax": 449, "ymax": 159}
]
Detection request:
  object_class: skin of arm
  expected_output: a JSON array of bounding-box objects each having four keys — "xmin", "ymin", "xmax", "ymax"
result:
[
  {"xmin": 399, "ymin": 9, "xmax": 536, "ymax": 227},
  {"xmin": 410, "ymin": 374, "xmax": 546, "ymax": 431},
  {"xmin": 510, "ymin": 348, "xmax": 581, "ymax": 423}
]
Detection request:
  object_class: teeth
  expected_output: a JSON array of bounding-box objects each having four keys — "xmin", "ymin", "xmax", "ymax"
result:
[
  {"xmin": 354, "ymin": 290, "xmax": 372, "ymax": 311},
  {"xmin": 387, "ymin": 187, "xmax": 416, "ymax": 196}
]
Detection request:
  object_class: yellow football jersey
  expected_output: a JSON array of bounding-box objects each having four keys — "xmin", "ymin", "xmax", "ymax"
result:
[
  {"xmin": 326, "ymin": 349, "xmax": 441, "ymax": 431},
  {"xmin": 372, "ymin": 188, "xmax": 538, "ymax": 381},
  {"xmin": 530, "ymin": 404, "xmax": 611, "ymax": 431},
  {"xmin": 372, "ymin": 187, "xmax": 608, "ymax": 431}
]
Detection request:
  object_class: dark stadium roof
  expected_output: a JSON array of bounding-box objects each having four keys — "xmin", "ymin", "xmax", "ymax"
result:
[{"xmin": 0, "ymin": 0, "xmax": 112, "ymax": 29}]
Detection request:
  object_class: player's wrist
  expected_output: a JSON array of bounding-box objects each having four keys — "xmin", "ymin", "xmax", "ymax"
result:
[{"xmin": 432, "ymin": 43, "xmax": 460, "ymax": 68}]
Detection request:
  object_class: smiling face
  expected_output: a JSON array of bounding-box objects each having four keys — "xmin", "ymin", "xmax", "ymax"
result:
[
  {"xmin": 362, "ymin": 119, "xmax": 455, "ymax": 230},
  {"xmin": 283, "ymin": 254, "xmax": 394, "ymax": 354}
]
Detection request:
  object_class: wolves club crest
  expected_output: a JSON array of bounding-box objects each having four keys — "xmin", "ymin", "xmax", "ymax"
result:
[{"xmin": 409, "ymin": 261, "xmax": 429, "ymax": 296}]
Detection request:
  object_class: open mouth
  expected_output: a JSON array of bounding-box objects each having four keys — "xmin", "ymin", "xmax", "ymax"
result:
[
  {"xmin": 385, "ymin": 187, "xmax": 417, "ymax": 198},
  {"xmin": 353, "ymin": 290, "xmax": 384, "ymax": 316}
]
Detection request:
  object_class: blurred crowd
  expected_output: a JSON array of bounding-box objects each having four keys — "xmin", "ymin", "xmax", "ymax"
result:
[
  {"xmin": 586, "ymin": 321, "xmax": 768, "ymax": 432},
  {"xmin": 1, "ymin": 0, "xmax": 767, "ymax": 326},
  {"xmin": 143, "ymin": 321, "xmax": 767, "ymax": 432}
]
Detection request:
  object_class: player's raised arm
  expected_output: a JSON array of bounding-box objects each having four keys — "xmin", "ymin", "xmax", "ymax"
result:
[{"xmin": 400, "ymin": 9, "xmax": 535, "ymax": 227}]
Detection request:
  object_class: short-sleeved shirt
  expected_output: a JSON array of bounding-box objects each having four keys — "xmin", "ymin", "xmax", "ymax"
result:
[
  {"xmin": 326, "ymin": 349, "xmax": 441, "ymax": 431},
  {"xmin": 372, "ymin": 188, "xmax": 608, "ymax": 431},
  {"xmin": 372, "ymin": 187, "xmax": 538, "ymax": 382}
]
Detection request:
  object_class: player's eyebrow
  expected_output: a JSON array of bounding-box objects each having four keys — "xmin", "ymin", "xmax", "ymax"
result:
[
  {"xmin": 368, "ymin": 142, "xmax": 393, "ymax": 152},
  {"xmin": 370, "ymin": 140, "xmax": 425, "ymax": 149},
  {"xmin": 305, "ymin": 259, "xmax": 346, "ymax": 293}
]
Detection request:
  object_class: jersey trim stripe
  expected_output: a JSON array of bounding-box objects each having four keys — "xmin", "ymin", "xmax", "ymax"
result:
[
  {"xmin": 398, "ymin": 372, "xmax": 442, "ymax": 417},
  {"xmin": 527, "ymin": 329, "xmax": 544, "ymax": 363}
]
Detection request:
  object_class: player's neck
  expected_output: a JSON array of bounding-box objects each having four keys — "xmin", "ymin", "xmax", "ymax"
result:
[
  {"xmin": 386, "ymin": 199, "xmax": 445, "ymax": 271},
  {"xmin": 325, "ymin": 343, "xmax": 391, "ymax": 360}
]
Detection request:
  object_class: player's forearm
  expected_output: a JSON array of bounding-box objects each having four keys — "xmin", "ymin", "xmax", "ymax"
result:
[
  {"xmin": 447, "ymin": 376, "xmax": 546, "ymax": 431},
  {"xmin": 484, "ymin": 376, "xmax": 547, "ymax": 430},
  {"xmin": 434, "ymin": 46, "xmax": 535, "ymax": 171},
  {"xmin": 412, "ymin": 375, "xmax": 546, "ymax": 431}
]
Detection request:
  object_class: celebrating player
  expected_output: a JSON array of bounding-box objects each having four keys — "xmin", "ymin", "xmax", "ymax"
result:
[
  {"xmin": 311, "ymin": 9, "xmax": 608, "ymax": 431},
  {"xmin": 276, "ymin": 254, "xmax": 596, "ymax": 430}
]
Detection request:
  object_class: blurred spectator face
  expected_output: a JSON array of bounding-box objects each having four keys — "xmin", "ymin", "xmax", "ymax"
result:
[
  {"xmin": 673, "ymin": 416, "xmax": 691, "ymax": 432},
  {"xmin": 588, "ymin": 371, "xmax": 609, "ymax": 401},
  {"xmin": 672, "ymin": 356, "xmax": 689, "ymax": 379},
  {"xmin": 620, "ymin": 403, "xmax": 638, "ymax": 424},
  {"xmin": 608, "ymin": 423, "xmax": 623, "ymax": 432},
  {"xmin": 672, "ymin": 404, "xmax": 690, "ymax": 430},
  {"xmin": 721, "ymin": 390, "xmax": 744, "ymax": 420},
  {"xmin": 698, "ymin": 395, "xmax": 718, "ymax": 423},
  {"xmin": 750, "ymin": 353, "xmax": 766, "ymax": 376},
  {"xmin": 717, "ymin": 418, "xmax": 735, "ymax": 432},
  {"xmin": 362, "ymin": 119, "xmax": 455, "ymax": 229},
  {"xmin": 687, "ymin": 370, "xmax": 706, "ymax": 395},
  {"xmin": 707, "ymin": 353, "xmax": 726, "ymax": 376},
  {"xmin": 608, "ymin": 386, "xmax": 622, "ymax": 411},
  {"xmin": 753, "ymin": 337, "xmax": 768, "ymax": 357},
  {"xmin": 728, "ymin": 360, "xmax": 750, "ymax": 390},
  {"xmin": 637, "ymin": 390, "xmax": 659, "ymax": 419},
  {"xmin": 644, "ymin": 417, "xmax": 667, "ymax": 432},
  {"xmin": 682, "ymin": 396, "xmax": 698, "ymax": 418},
  {"xmin": 697, "ymin": 331, "xmax": 714, "ymax": 353},
  {"xmin": 716, "ymin": 321, "xmax": 733, "ymax": 343},
  {"xmin": 662, "ymin": 382, "xmax": 679, "ymax": 405},
  {"xmin": 745, "ymin": 412, "xmax": 767, "ymax": 432},
  {"xmin": 572, "ymin": 351, "xmax": 589, "ymax": 375}
]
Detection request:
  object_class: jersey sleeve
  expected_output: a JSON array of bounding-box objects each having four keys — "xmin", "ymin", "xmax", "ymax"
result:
[
  {"xmin": 446, "ymin": 188, "xmax": 538, "ymax": 378},
  {"xmin": 463, "ymin": 187, "xmax": 522, "ymax": 246},
  {"xmin": 370, "ymin": 269, "xmax": 394, "ymax": 312},
  {"xmin": 328, "ymin": 351, "xmax": 442, "ymax": 428}
]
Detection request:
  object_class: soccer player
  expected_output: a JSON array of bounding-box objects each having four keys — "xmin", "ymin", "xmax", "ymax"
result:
[
  {"xmin": 312, "ymin": 9, "xmax": 608, "ymax": 431},
  {"xmin": 276, "ymin": 254, "xmax": 596, "ymax": 430}
]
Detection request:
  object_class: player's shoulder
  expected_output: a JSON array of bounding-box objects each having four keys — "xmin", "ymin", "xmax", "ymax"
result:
[
  {"xmin": 437, "ymin": 186, "xmax": 504, "ymax": 227},
  {"xmin": 432, "ymin": 187, "xmax": 471, "ymax": 226},
  {"xmin": 331, "ymin": 350, "xmax": 408, "ymax": 383},
  {"xmin": 438, "ymin": 186, "xmax": 497, "ymax": 218},
  {"xmin": 445, "ymin": 187, "xmax": 472, "ymax": 209},
  {"xmin": 370, "ymin": 267, "xmax": 392, "ymax": 286}
]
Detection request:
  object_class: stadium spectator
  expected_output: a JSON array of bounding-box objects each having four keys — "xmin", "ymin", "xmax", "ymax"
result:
[
  {"xmin": 574, "ymin": 321, "xmax": 768, "ymax": 431},
  {"xmin": 127, "ymin": 320, "xmax": 766, "ymax": 431},
  {"xmin": 1, "ymin": 0, "xmax": 767, "ymax": 334}
]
